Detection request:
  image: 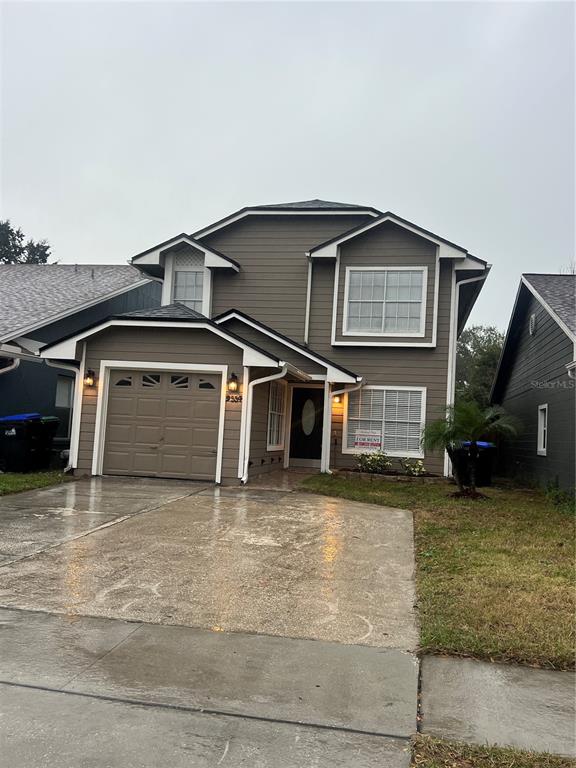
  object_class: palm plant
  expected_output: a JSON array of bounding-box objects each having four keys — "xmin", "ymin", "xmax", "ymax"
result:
[{"xmin": 422, "ymin": 401, "xmax": 521, "ymax": 495}]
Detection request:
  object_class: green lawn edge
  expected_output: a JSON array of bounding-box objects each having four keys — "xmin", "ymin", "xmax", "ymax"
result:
[
  {"xmin": 0, "ymin": 471, "xmax": 72, "ymax": 496},
  {"xmin": 412, "ymin": 735, "xmax": 575, "ymax": 768},
  {"xmin": 300, "ymin": 474, "xmax": 575, "ymax": 670}
]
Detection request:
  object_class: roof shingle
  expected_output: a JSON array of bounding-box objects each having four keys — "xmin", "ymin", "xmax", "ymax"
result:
[
  {"xmin": 0, "ymin": 264, "xmax": 148, "ymax": 343},
  {"xmin": 523, "ymin": 274, "xmax": 576, "ymax": 335}
]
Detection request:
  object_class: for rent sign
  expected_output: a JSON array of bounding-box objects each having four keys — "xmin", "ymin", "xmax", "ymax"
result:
[{"xmin": 353, "ymin": 431, "xmax": 382, "ymax": 450}]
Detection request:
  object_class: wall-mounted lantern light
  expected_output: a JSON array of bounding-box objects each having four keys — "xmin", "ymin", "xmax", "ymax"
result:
[
  {"xmin": 84, "ymin": 369, "xmax": 96, "ymax": 388},
  {"xmin": 333, "ymin": 395, "xmax": 342, "ymax": 404},
  {"xmin": 227, "ymin": 372, "xmax": 239, "ymax": 393}
]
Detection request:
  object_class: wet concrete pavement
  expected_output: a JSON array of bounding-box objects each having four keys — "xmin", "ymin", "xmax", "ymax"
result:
[
  {"xmin": 1, "ymin": 683, "xmax": 411, "ymax": 768},
  {"xmin": 420, "ymin": 655, "xmax": 576, "ymax": 757},
  {"xmin": 0, "ymin": 477, "xmax": 205, "ymax": 563},
  {"xmin": 0, "ymin": 482, "xmax": 418, "ymax": 649}
]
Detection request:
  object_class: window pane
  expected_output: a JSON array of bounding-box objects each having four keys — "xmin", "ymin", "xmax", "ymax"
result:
[{"xmin": 174, "ymin": 270, "xmax": 203, "ymax": 310}]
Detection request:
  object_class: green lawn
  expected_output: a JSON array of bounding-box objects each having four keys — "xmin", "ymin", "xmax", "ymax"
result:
[
  {"xmin": 0, "ymin": 471, "xmax": 70, "ymax": 496},
  {"xmin": 412, "ymin": 735, "xmax": 575, "ymax": 768},
  {"xmin": 301, "ymin": 475, "xmax": 575, "ymax": 669}
]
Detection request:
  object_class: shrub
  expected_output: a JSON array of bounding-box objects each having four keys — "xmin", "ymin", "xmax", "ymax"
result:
[
  {"xmin": 356, "ymin": 451, "xmax": 392, "ymax": 474},
  {"xmin": 401, "ymin": 458, "xmax": 427, "ymax": 476}
]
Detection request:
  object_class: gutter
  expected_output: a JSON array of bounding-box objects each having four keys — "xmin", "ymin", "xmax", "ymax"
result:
[
  {"xmin": 240, "ymin": 363, "xmax": 288, "ymax": 484},
  {"xmin": 45, "ymin": 359, "xmax": 81, "ymax": 473},
  {"xmin": 0, "ymin": 357, "xmax": 20, "ymax": 376}
]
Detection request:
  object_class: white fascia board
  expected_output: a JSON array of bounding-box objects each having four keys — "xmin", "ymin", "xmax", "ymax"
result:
[
  {"xmin": 214, "ymin": 311, "xmax": 357, "ymax": 383},
  {"xmin": 308, "ymin": 215, "xmax": 468, "ymax": 260},
  {"xmin": 521, "ymin": 276, "xmax": 576, "ymax": 343},
  {"xmin": 14, "ymin": 336, "xmax": 44, "ymax": 354},
  {"xmin": 194, "ymin": 209, "xmax": 380, "ymax": 239},
  {"xmin": 0, "ymin": 279, "xmax": 153, "ymax": 345},
  {"xmin": 133, "ymin": 236, "xmax": 239, "ymax": 272},
  {"xmin": 40, "ymin": 320, "xmax": 280, "ymax": 368},
  {"xmin": 454, "ymin": 257, "xmax": 490, "ymax": 272}
]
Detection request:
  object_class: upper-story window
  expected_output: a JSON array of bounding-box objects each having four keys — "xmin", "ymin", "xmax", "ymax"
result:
[
  {"xmin": 343, "ymin": 267, "xmax": 426, "ymax": 336},
  {"xmin": 167, "ymin": 252, "xmax": 209, "ymax": 314},
  {"xmin": 173, "ymin": 270, "xmax": 203, "ymax": 311}
]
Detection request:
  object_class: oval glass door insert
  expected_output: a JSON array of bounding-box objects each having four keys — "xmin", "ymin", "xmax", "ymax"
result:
[{"xmin": 302, "ymin": 399, "xmax": 316, "ymax": 436}]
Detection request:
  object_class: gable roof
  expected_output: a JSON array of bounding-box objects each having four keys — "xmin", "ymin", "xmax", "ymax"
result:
[
  {"xmin": 214, "ymin": 308, "xmax": 359, "ymax": 383},
  {"xmin": 255, "ymin": 199, "xmax": 374, "ymax": 211},
  {"xmin": 523, "ymin": 274, "xmax": 576, "ymax": 337},
  {"xmin": 40, "ymin": 302, "xmax": 283, "ymax": 369},
  {"xmin": 491, "ymin": 273, "xmax": 576, "ymax": 403},
  {"xmin": 308, "ymin": 212, "xmax": 473, "ymax": 259},
  {"xmin": 131, "ymin": 234, "xmax": 240, "ymax": 272},
  {"xmin": 0, "ymin": 264, "xmax": 151, "ymax": 344},
  {"xmin": 192, "ymin": 200, "xmax": 380, "ymax": 239}
]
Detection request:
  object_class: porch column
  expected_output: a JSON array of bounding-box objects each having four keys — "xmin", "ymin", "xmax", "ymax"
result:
[{"xmin": 320, "ymin": 380, "xmax": 332, "ymax": 473}]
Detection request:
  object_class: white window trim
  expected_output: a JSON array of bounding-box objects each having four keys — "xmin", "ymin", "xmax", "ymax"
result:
[
  {"xmin": 342, "ymin": 266, "xmax": 428, "ymax": 338},
  {"xmin": 537, "ymin": 404, "xmax": 548, "ymax": 456},
  {"xmin": 266, "ymin": 379, "xmax": 287, "ymax": 451},
  {"xmin": 162, "ymin": 253, "xmax": 212, "ymax": 316},
  {"xmin": 342, "ymin": 385, "xmax": 427, "ymax": 459},
  {"xmin": 91, "ymin": 361, "xmax": 228, "ymax": 483}
]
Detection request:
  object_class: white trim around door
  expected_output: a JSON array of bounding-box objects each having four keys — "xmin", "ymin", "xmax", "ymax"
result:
[
  {"xmin": 283, "ymin": 382, "xmax": 325, "ymax": 470},
  {"xmin": 91, "ymin": 361, "xmax": 228, "ymax": 483}
]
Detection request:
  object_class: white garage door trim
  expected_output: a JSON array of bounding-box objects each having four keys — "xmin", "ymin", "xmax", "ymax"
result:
[{"xmin": 92, "ymin": 361, "xmax": 228, "ymax": 483}]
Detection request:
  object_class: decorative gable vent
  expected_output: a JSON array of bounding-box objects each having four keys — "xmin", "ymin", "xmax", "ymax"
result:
[{"xmin": 529, "ymin": 313, "xmax": 537, "ymax": 336}]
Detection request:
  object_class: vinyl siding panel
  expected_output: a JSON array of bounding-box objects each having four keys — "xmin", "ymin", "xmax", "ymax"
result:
[
  {"xmin": 248, "ymin": 379, "xmax": 285, "ymax": 478},
  {"xmin": 335, "ymin": 223, "xmax": 438, "ymax": 344},
  {"xmin": 309, "ymin": 259, "xmax": 453, "ymax": 475},
  {"xmin": 76, "ymin": 327, "xmax": 244, "ymax": 482},
  {"xmin": 497, "ymin": 292, "xmax": 575, "ymax": 490},
  {"xmin": 204, "ymin": 215, "xmax": 370, "ymax": 341}
]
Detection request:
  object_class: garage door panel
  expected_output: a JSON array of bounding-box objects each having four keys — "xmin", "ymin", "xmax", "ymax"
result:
[
  {"xmin": 136, "ymin": 398, "xmax": 164, "ymax": 418},
  {"xmin": 103, "ymin": 369, "xmax": 221, "ymax": 481}
]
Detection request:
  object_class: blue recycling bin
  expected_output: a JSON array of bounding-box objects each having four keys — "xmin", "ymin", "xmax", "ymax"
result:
[{"xmin": 0, "ymin": 413, "xmax": 60, "ymax": 472}]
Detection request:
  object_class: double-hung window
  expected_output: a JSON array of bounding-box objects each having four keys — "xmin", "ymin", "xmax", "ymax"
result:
[
  {"xmin": 173, "ymin": 270, "xmax": 204, "ymax": 312},
  {"xmin": 344, "ymin": 386, "xmax": 426, "ymax": 457},
  {"xmin": 344, "ymin": 267, "xmax": 426, "ymax": 335},
  {"xmin": 537, "ymin": 404, "xmax": 548, "ymax": 456},
  {"xmin": 267, "ymin": 381, "xmax": 286, "ymax": 451}
]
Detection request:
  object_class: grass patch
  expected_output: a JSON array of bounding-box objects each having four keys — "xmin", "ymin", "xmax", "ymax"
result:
[
  {"xmin": 412, "ymin": 735, "xmax": 575, "ymax": 768},
  {"xmin": 301, "ymin": 475, "xmax": 575, "ymax": 669},
  {"xmin": 0, "ymin": 471, "xmax": 70, "ymax": 496}
]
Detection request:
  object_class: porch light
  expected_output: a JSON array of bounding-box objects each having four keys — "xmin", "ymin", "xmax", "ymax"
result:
[
  {"xmin": 333, "ymin": 395, "xmax": 342, "ymax": 404},
  {"xmin": 83, "ymin": 369, "xmax": 96, "ymax": 388},
  {"xmin": 227, "ymin": 372, "xmax": 239, "ymax": 393}
]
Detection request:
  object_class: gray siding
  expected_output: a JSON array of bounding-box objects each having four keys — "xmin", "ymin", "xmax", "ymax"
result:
[
  {"xmin": 248, "ymin": 377, "xmax": 285, "ymax": 478},
  {"xmin": 76, "ymin": 327, "xmax": 244, "ymax": 482},
  {"xmin": 334, "ymin": 223, "xmax": 438, "ymax": 344},
  {"xmin": 309, "ymin": 259, "xmax": 453, "ymax": 475},
  {"xmin": 497, "ymin": 291, "xmax": 575, "ymax": 490},
  {"xmin": 205, "ymin": 214, "xmax": 370, "ymax": 341}
]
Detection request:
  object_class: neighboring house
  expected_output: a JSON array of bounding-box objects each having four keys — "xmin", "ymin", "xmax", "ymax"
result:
[
  {"xmin": 491, "ymin": 273, "xmax": 576, "ymax": 491},
  {"xmin": 0, "ymin": 265, "xmax": 161, "ymax": 446},
  {"xmin": 38, "ymin": 199, "xmax": 489, "ymax": 483}
]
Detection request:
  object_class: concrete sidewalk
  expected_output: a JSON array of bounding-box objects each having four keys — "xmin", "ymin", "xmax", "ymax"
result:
[
  {"xmin": 0, "ymin": 607, "xmax": 416, "ymax": 767},
  {"xmin": 420, "ymin": 655, "xmax": 576, "ymax": 758}
]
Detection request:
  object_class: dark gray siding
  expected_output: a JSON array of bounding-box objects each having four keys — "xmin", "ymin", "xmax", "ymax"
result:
[
  {"xmin": 0, "ymin": 281, "xmax": 161, "ymax": 442},
  {"xmin": 205, "ymin": 214, "xmax": 370, "ymax": 341},
  {"xmin": 496, "ymin": 290, "xmax": 575, "ymax": 490}
]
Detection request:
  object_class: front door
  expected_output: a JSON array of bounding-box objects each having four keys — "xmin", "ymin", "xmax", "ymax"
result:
[{"xmin": 289, "ymin": 387, "xmax": 324, "ymax": 466}]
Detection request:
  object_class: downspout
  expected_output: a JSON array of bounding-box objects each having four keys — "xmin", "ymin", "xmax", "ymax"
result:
[
  {"xmin": 324, "ymin": 378, "xmax": 365, "ymax": 474},
  {"xmin": 241, "ymin": 363, "xmax": 288, "ymax": 484},
  {"xmin": 331, "ymin": 378, "xmax": 364, "ymax": 398},
  {"xmin": 46, "ymin": 359, "xmax": 81, "ymax": 473},
  {"xmin": 0, "ymin": 357, "xmax": 20, "ymax": 376}
]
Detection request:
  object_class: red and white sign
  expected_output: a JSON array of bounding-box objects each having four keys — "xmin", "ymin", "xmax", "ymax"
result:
[{"xmin": 353, "ymin": 432, "xmax": 382, "ymax": 450}]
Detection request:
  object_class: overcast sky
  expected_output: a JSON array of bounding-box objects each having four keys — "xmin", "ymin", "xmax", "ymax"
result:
[{"xmin": 1, "ymin": 1, "xmax": 574, "ymax": 330}]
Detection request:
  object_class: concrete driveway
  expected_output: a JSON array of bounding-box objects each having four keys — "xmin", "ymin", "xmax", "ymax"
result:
[{"xmin": 0, "ymin": 476, "xmax": 418, "ymax": 766}]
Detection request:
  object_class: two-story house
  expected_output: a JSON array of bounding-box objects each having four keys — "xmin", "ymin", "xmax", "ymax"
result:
[{"xmin": 39, "ymin": 200, "xmax": 489, "ymax": 483}]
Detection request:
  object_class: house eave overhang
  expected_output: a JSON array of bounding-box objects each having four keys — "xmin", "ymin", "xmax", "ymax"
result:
[
  {"xmin": 131, "ymin": 235, "xmax": 240, "ymax": 277},
  {"xmin": 306, "ymin": 212, "xmax": 472, "ymax": 260},
  {"xmin": 40, "ymin": 318, "xmax": 281, "ymax": 369},
  {"xmin": 214, "ymin": 309, "xmax": 359, "ymax": 384},
  {"xmin": 521, "ymin": 275, "xmax": 576, "ymax": 344}
]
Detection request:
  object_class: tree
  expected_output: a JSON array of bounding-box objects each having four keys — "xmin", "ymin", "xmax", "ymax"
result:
[
  {"xmin": 0, "ymin": 220, "xmax": 51, "ymax": 264},
  {"xmin": 456, "ymin": 325, "xmax": 504, "ymax": 408},
  {"xmin": 422, "ymin": 401, "xmax": 521, "ymax": 497}
]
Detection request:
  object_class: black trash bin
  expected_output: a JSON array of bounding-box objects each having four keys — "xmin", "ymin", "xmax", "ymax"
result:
[
  {"xmin": 452, "ymin": 441, "xmax": 496, "ymax": 487},
  {"xmin": 0, "ymin": 413, "xmax": 60, "ymax": 472}
]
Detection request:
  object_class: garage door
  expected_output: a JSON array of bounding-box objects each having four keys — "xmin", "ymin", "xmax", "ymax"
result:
[{"xmin": 103, "ymin": 370, "xmax": 221, "ymax": 480}]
